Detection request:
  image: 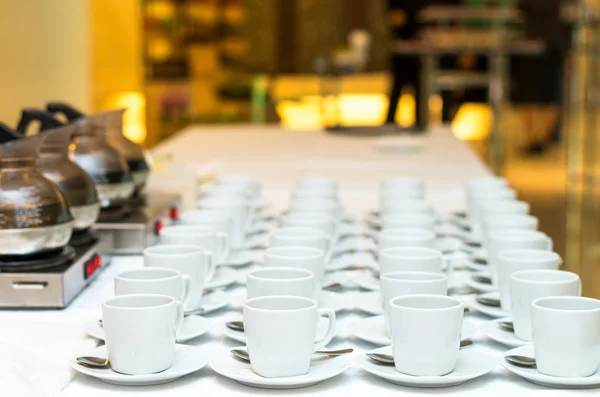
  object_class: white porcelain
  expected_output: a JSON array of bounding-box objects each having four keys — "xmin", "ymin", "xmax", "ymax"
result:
[
  {"xmin": 381, "ymin": 213, "xmax": 436, "ymax": 231},
  {"xmin": 465, "ymin": 291, "xmax": 509, "ymax": 318},
  {"xmin": 466, "ymin": 178, "xmax": 512, "ymax": 216},
  {"xmin": 200, "ymin": 183, "xmax": 253, "ymax": 200},
  {"xmin": 475, "ymin": 199, "xmax": 529, "ymax": 239},
  {"xmin": 270, "ymin": 226, "xmax": 332, "ymax": 263},
  {"xmin": 216, "ymin": 174, "xmax": 262, "ymax": 198},
  {"xmin": 297, "ymin": 176, "xmax": 338, "ymax": 191},
  {"xmin": 464, "ymin": 271, "xmax": 497, "ymax": 293},
  {"xmin": 381, "ymin": 176, "xmax": 425, "ymax": 194},
  {"xmin": 220, "ymin": 315, "xmax": 331, "ymax": 344},
  {"xmin": 357, "ymin": 346, "xmax": 496, "ymax": 388},
  {"xmin": 532, "ymin": 296, "xmax": 600, "ymax": 377},
  {"xmin": 389, "ymin": 295, "xmax": 463, "ymax": 376},
  {"xmin": 197, "ymin": 196, "xmax": 250, "ymax": 249},
  {"xmin": 205, "ymin": 267, "xmax": 239, "ymax": 290},
  {"xmin": 160, "ymin": 224, "xmax": 230, "ymax": 266},
  {"xmin": 510, "ymin": 269, "xmax": 580, "ymax": 341},
  {"xmin": 210, "ymin": 349, "xmax": 348, "ymax": 389},
  {"xmin": 291, "ymin": 187, "xmax": 338, "ymax": 202},
  {"xmin": 379, "ymin": 189, "xmax": 425, "ymax": 210},
  {"xmin": 480, "ymin": 317, "xmax": 527, "ymax": 347},
  {"xmin": 178, "ymin": 210, "xmax": 234, "ymax": 260},
  {"xmin": 379, "ymin": 228, "xmax": 436, "ymax": 251},
  {"xmin": 496, "ymin": 249, "xmax": 562, "ymax": 311},
  {"xmin": 348, "ymin": 314, "xmax": 475, "ymax": 346},
  {"xmin": 380, "ymin": 199, "xmax": 436, "ymax": 217},
  {"xmin": 185, "ymin": 289, "xmax": 230, "ymax": 315},
  {"xmin": 355, "ymin": 291, "xmax": 384, "ymax": 315},
  {"xmin": 263, "ymin": 246, "xmax": 325, "ymax": 297},
  {"xmin": 379, "ymin": 247, "xmax": 450, "ymax": 276},
  {"xmin": 488, "ymin": 229, "xmax": 552, "ymax": 286},
  {"xmin": 114, "ymin": 268, "xmax": 191, "ymax": 305},
  {"xmin": 72, "ymin": 344, "xmax": 208, "ymax": 386},
  {"xmin": 380, "ymin": 271, "xmax": 447, "ymax": 333},
  {"xmin": 282, "ymin": 212, "xmax": 337, "ymax": 241},
  {"xmin": 144, "ymin": 245, "xmax": 215, "ymax": 308},
  {"xmin": 465, "ymin": 249, "xmax": 489, "ymax": 271},
  {"xmin": 247, "ymin": 267, "xmax": 315, "ymax": 300},
  {"xmin": 243, "ymin": 296, "xmax": 336, "ymax": 378},
  {"xmin": 289, "ymin": 197, "xmax": 342, "ymax": 222},
  {"xmin": 87, "ymin": 315, "xmax": 211, "ymax": 343},
  {"xmin": 481, "ymin": 213, "xmax": 538, "ymax": 249},
  {"xmin": 101, "ymin": 294, "xmax": 184, "ymax": 375},
  {"xmin": 501, "ymin": 344, "xmax": 600, "ymax": 389}
]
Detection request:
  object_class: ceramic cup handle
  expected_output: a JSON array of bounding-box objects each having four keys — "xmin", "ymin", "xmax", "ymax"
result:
[
  {"xmin": 545, "ymin": 236, "xmax": 553, "ymax": 251},
  {"xmin": 181, "ymin": 275, "xmax": 192, "ymax": 306},
  {"xmin": 216, "ymin": 232, "xmax": 231, "ymax": 264},
  {"xmin": 174, "ymin": 300, "xmax": 185, "ymax": 336},
  {"xmin": 442, "ymin": 255, "xmax": 453, "ymax": 277},
  {"xmin": 313, "ymin": 308, "xmax": 336, "ymax": 351},
  {"xmin": 204, "ymin": 250, "xmax": 216, "ymax": 281}
]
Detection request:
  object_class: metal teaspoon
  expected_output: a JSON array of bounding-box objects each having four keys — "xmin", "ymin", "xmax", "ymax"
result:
[
  {"xmin": 367, "ymin": 340, "xmax": 474, "ymax": 365},
  {"xmin": 505, "ymin": 355, "xmax": 536, "ymax": 368},
  {"xmin": 231, "ymin": 347, "xmax": 353, "ymax": 363},
  {"xmin": 76, "ymin": 356, "xmax": 110, "ymax": 368}
]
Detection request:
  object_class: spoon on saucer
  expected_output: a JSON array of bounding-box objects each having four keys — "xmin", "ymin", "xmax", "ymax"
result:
[
  {"xmin": 226, "ymin": 321, "xmax": 245, "ymax": 332},
  {"xmin": 367, "ymin": 340, "xmax": 474, "ymax": 365},
  {"xmin": 76, "ymin": 356, "xmax": 111, "ymax": 368},
  {"xmin": 472, "ymin": 275, "xmax": 493, "ymax": 285},
  {"xmin": 498, "ymin": 321, "xmax": 514, "ymax": 332},
  {"xmin": 472, "ymin": 257, "xmax": 488, "ymax": 265},
  {"xmin": 231, "ymin": 347, "xmax": 353, "ymax": 362},
  {"xmin": 476, "ymin": 296, "xmax": 501, "ymax": 307},
  {"xmin": 505, "ymin": 355, "xmax": 536, "ymax": 368}
]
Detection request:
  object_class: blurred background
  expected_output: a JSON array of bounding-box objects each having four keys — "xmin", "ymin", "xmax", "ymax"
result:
[{"xmin": 0, "ymin": 0, "xmax": 599, "ymax": 284}]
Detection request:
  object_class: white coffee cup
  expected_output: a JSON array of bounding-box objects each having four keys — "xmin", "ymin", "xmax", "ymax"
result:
[
  {"xmin": 289, "ymin": 198, "xmax": 342, "ymax": 222},
  {"xmin": 269, "ymin": 226, "xmax": 332, "ymax": 263},
  {"xmin": 510, "ymin": 269, "xmax": 580, "ymax": 341},
  {"xmin": 144, "ymin": 245, "xmax": 215, "ymax": 308},
  {"xmin": 379, "ymin": 247, "xmax": 450, "ymax": 276},
  {"xmin": 496, "ymin": 249, "xmax": 561, "ymax": 311},
  {"xmin": 379, "ymin": 228, "xmax": 436, "ymax": 251},
  {"xmin": 467, "ymin": 187, "xmax": 515, "ymax": 221},
  {"xmin": 197, "ymin": 196, "xmax": 250, "ymax": 249},
  {"xmin": 291, "ymin": 187, "xmax": 338, "ymax": 202},
  {"xmin": 246, "ymin": 267, "xmax": 315, "ymax": 300},
  {"xmin": 474, "ymin": 199, "xmax": 529, "ymax": 238},
  {"xmin": 263, "ymin": 246, "xmax": 325, "ymax": 298},
  {"xmin": 216, "ymin": 174, "xmax": 262, "ymax": 198},
  {"xmin": 243, "ymin": 295, "xmax": 336, "ymax": 378},
  {"xmin": 381, "ymin": 176, "xmax": 425, "ymax": 194},
  {"xmin": 488, "ymin": 229, "xmax": 552, "ymax": 286},
  {"xmin": 380, "ymin": 271, "xmax": 447, "ymax": 334},
  {"xmin": 102, "ymin": 294, "xmax": 184, "ymax": 375},
  {"xmin": 381, "ymin": 213, "xmax": 436, "ymax": 231},
  {"xmin": 482, "ymin": 214, "xmax": 538, "ymax": 249},
  {"xmin": 465, "ymin": 176, "xmax": 509, "ymax": 214},
  {"xmin": 380, "ymin": 187, "xmax": 425, "ymax": 202},
  {"xmin": 178, "ymin": 209, "xmax": 233, "ymax": 251},
  {"xmin": 389, "ymin": 294, "xmax": 463, "ymax": 376},
  {"xmin": 380, "ymin": 199, "xmax": 436, "ymax": 217},
  {"xmin": 115, "ymin": 268, "xmax": 192, "ymax": 305},
  {"xmin": 281, "ymin": 212, "xmax": 337, "ymax": 242},
  {"xmin": 532, "ymin": 296, "xmax": 600, "ymax": 377},
  {"xmin": 297, "ymin": 176, "xmax": 338, "ymax": 192},
  {"xmin": 199, "ymin": 183, "xmax": 253, "ymax": 200},
  {"xmin": 160, "ymin": 225, "xmax": 230, "ymax": 266}
]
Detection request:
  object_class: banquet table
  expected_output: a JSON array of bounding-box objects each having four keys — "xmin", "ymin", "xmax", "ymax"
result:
[{"xmin": 3, "ymin": 125, "xmax": 589, "ymax": 396}]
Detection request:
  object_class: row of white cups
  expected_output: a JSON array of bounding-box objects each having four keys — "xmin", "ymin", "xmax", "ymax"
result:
[{"xmin": 82, "ymin": 174, "xmax": 600, "ymax": 388}]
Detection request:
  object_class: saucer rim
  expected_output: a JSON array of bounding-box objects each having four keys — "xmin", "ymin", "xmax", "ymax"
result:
[
  {"xmin": 481, "ymin": 317, "xmax": 528, "ymax": 348},
  {"xmin": 184, "ymin": 289, "xmax": 230, "ymax": 315},
  {"xmin": 205, "ymin": 267, "xmax": 239, "ymax": 290},
  {"xmin": 466, "ymin": 291, "xmax": 509, "ymax": 318}
]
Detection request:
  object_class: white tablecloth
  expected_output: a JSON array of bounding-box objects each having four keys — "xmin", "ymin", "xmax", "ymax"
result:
[{"xmin": 3, "ymin": 126, "xmax": 588, "ymax": 396}]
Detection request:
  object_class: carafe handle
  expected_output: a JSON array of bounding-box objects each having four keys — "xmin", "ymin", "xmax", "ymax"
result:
[
  {"xmin": 16, "ymin": 109, "xmax": 63, "ymax": 133},
  {"xmin": 0, "ymin": 123, "xmax": 19, "ymax": 143},
  {"xmin": 46, "ymin": 102, "xmax": 85, "ymax": 122}
]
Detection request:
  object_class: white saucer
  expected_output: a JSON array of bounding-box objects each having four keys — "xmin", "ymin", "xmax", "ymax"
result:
[
  {"xmin": 435, "ymin": 236, "xmax": 463, "ymax": 253},
  {"xmin": 227, "ymin": 291, "xmax": 349, "ymax": 313},
  {"xmin": 185, "ymin": 289, "xmax": 230, "ymax": 315},
  {"xmin": 352, "ymin": 270, "xmax": 463, "ymax": 292},
  {"xmin": 87, "ymin": 316, "xmax": 211, "ymax": 343},
  {"xmin": 465, "ymin": 249, "xmax": 489, "ymax": 271},
  {"xmin": 348, "ymin": 315, "xmax": 475, "ymax": 346},
  {"xmin": 354, "ymin": 291, "xmax": 383, "ymax": 315},
  {"xmin": 221, "ymin": 316, "xmax": 331, "ymax": 344},
  {"xmin": 210, "ymin": 348, "xmax": 349, "ymax": 389},
  {"xmin": 72, "ymin": 344, "xmax": 208, "ymax": 386},
  {"xmin": 356, "ymin": 346, "xmax": 496, "ymax": 388},
  {"xmin": 220, "ymin": 250, "xmax": 263, "ymax": 267},
  {"xmin": 465, "ymin": 291, "xmax": 509, "ymax": 318},
  {"xmin": 501, "ymin": 344, "xmax": 600, "ymax": 389},
  {"xmin": 481, "ymin": 317, "xmax": 528, "ymax": 348},
  {"xmin": 326, "ymin": 252, "xmax": 378, "ymax": 272},
  {"xmin": 464, "ymin": 271, "xmax": 497, "ymax": 293},
  {"xmin": 206, "ymin": 267, "xmax": 239, "ymax": 290}
]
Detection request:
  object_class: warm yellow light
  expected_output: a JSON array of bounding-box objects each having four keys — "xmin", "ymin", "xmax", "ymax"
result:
[
  {"xmin": 451, "ymin": 103, "xmax": 492, "ymax": 140},
  {"xmin": 103, "ymin": 92, "xmax": 147, "ymax": 143}
]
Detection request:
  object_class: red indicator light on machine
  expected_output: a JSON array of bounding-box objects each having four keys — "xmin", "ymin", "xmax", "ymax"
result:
[
  {"xmin": 170, "ymin": 207, "xmax": 180, "ymax": 220},
  {"xmin": 86, "ymin": 263, "xmax": 95, "ymax": 278},
  {"xmin": 154, "ymin": 220, "xmax": 164, "ymax": 235},
  {"xmin": 93, "ymin": 254, "xmax": 102, "ymax": 269}
]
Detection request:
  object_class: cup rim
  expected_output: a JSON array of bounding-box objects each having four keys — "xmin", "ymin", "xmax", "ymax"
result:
[
  {"xmin": 116, "ymin": 268, "xmax": 181, "ymax": 282},
  {"xmin": 381, "ymin": 176, "xmax": 424, "ymax": 186},
  {"xmin": 380, "ymin": 246, "xmax": 442, "ymax": 260},
  {"xmin": 273, "ymin": 227, "xmax": 329, "ymax": 239},
  {"xmin": 532, "ymin": 296, "xmax": 600, "ymax": 313},
  {"xmin": 381, "ymin": 271, "xmax": 447, "ymax": 282},
  {"xmin": 390, "ymin": 294, "xmax": 462, "ymax": 311},
  {"xmin": 144, "ymin": 244, "xmax": 204, "ymax": 258},
  {"xmin": 489, "ymin": 229, "xmax": 547, "ymax": 242},
  {"xmin": 103, "ymin": 294, "xmax": 176, "ymax": 310},
  {"xmin": 481, "ymin": 200, "xmax": 529, "ymax": 212},
  {"xmin": 244, "ymin": 295, "xmax": 317, "ymax": 312},
  {"xmin": 179, "ymin": 209, "xmax": 231, "ymax": 221},
  {"xmin": 484, "ymin": 213, "xmax": 537, "ymax": 225},
  {"xmin": 198, "ymin": 196, "xmax": 247, "ymax": 206},
  {"xmin": 511, "ymin": 269, "xmax": 579, "ymax": 284},
  {"xmin": 381, "ymin": 227, "xmax": 435, "ymax": 240},
  {"xmin": 283, "ymin": 212, "xmax": 336, "ymax": 223},
  {"xmin": 248, "ymin": 267, "xmax": 314, "ymax": 282},
  {"xmin": 384, "ymin": 212, "xmax": 436, "ymax": 221},
  {"xmin": 264, "ymin": 246, "xmax": 324, "ymax": 260},
  {"xmin": 160, "ymin": 225, "xmax": 216, "ymax": 237},
  {"xmin": 498, "ymin": 249, "xmax": 560, "ymax": 262}
]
